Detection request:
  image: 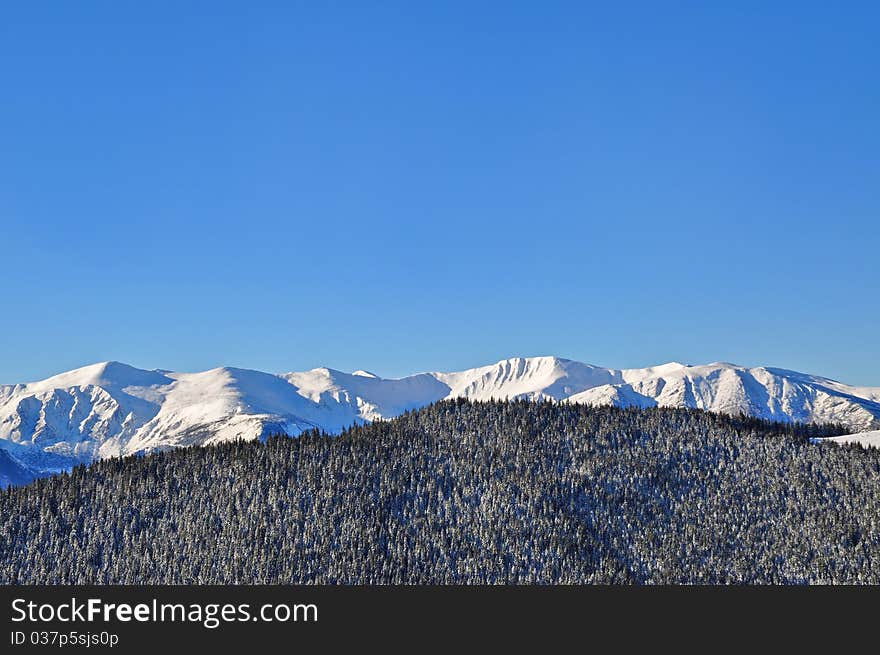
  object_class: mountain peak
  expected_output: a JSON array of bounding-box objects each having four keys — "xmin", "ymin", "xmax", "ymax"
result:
[
  {"xmin": 352, "ymin": 370, "xmax": 379, "ymax": 378},
  {"xmin": 30, "ymin": 361, "xmax": 172, "ymax": 391}
]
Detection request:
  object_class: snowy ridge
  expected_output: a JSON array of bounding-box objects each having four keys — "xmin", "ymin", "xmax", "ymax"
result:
[{"xmin": 1, "ymin": 356, "xmax": 878, "ymax": 486}]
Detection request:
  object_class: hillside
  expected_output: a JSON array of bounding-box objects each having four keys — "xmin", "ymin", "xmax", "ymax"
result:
[{"xmin": 1, "ymin": 401, "xmax": 876, "ymax": 584}]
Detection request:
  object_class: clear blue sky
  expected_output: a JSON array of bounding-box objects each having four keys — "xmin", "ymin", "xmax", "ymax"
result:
[{"xmin": 1, "ymin": 2, "xmax": 877, "ymax": 385}]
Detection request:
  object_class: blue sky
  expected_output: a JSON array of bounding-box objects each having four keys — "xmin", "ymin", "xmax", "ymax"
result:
[{"xmin": 1, "ymin": 2, "xmax": 877, "ymax": 385}]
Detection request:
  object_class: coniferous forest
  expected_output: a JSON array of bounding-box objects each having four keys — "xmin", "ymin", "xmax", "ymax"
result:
[{"xmin": 2, "ymin": 399, "xmax": 879, "ymax": 584}]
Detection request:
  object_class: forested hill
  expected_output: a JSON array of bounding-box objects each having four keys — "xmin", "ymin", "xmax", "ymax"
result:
[{"xmin": 2, "ymin": 400, "xmax": 878, "ymax": 584}]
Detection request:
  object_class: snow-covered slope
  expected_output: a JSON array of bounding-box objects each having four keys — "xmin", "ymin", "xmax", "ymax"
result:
[
  {"xmin": 0, "ymin": 449, "xmax": 37, "ymax": 489},
  {"xmin": 823, "ymin": 430, "xmax": 880, "ymax": 449},
  {"xmin": 1, "ymin": 356, "xmax": 878, "ymax": 485}
]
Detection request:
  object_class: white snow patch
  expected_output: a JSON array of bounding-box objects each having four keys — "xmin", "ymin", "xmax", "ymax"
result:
[{"xmin": 823, "ymin": 430, "xmax": 880, "ymax": 449}]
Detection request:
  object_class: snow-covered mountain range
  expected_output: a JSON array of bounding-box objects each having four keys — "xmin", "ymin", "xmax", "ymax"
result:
[{"xmin": 1, "ymin": 356, "xmax": 878, "ymax": 487}]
